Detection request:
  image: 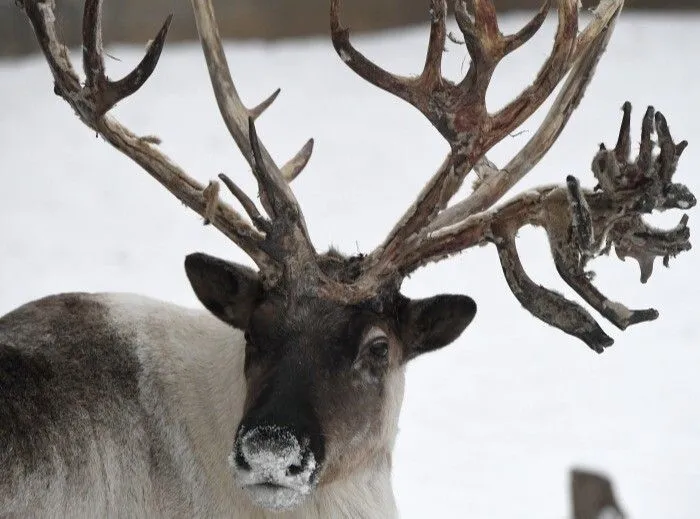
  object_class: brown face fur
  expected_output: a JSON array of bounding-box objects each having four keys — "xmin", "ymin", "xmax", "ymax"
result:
[
  {"xmin": 184, "ymin": 252, "xmax": 476, "ymax": 496},
  {"xmin": 239, "ymin": 294, "xmax": 406, "ymax": 484}
]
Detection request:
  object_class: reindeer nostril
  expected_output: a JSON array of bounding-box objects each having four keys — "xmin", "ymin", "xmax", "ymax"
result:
[
  {"xmin": 235, "ymin": 448, "xmax": 251, "ymax": 471},
  {"xmin": 287, "ymin": 464, "xmax": 303, "ymax": 476}
]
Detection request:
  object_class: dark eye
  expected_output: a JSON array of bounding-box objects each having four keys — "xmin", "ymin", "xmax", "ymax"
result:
[
  {"xmin": 244, "ymin": 331, "xmax": 259, "ymax": 353},
  {"xmin": 369, "ymin": 338, "xmax": 389, "ymax": 359}
]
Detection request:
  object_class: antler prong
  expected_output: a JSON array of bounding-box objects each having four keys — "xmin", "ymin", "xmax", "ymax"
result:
[
  {"xmin": 566, "ymin": 175, "xmax": 594, "ymax": 254},
  {"xmin": 421, "ymin": 0, "xmax": 447, "ymax": 89},
  {"xmin": 330, "ymin": 0, "xmax": 413, "ymax": 103},
  {"xmin": 104, "ymin": 15, "xmax": 173, "ymax": 110},
  {"xmin": 655, "ymin": 111, "xmax": 678, "ymax": 183},
  {"xmin": 503, "ymin": 0, "xmax": 551, "ymax": 55},
  {"xmin": 249, "ymin": 88, "xmax": 281, "ymax": 121},
  {"xmin": 637, "ymin": 106, "xmax": 655, "ymax": 174},
  {"xmin": 82, "ymin": 0, "xmax": 106, "ymax": 88},
  {"xmin": 454, "ymin": 0, "xmax": 499, "ymax": 73},
  {"xmin": 496, "ymin": 232, "xmax": 614, "ymax": 353},
  {"xmin": 247, "ymin": 117, "xmax": 285, "ymax": 218},
  {"xmin": 218, "ymin": 173, "xmax": 272, "ymax": 234},
  {"xmin": 246, "ymin": 117, "xmax": 307, "ymax": 221},
  {"xmin": 676, "ymin": 140, "xmax": 689, "ymax": 157},
  {"xmin": 81, "ymin": 0, "xmax": 173, "ymax": 117},
  {"xmin": 614, "ymin": 101, "xmax": 632, "ymax": 162},
  {"xmin": 281, "ymin": 138, "xmax": 315, "ymax": 182}
]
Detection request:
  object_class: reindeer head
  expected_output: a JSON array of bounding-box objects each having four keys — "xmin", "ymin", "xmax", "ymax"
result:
[
  {"xmin": 19, "ymin": 0, "xmax": 694, "ymax": 512},
  {"xmin": 185, "ymin": 252, "xmax": 475, "ymax": 508}
]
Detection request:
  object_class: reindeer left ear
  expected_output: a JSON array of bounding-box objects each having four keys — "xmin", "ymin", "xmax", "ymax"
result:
[
  {"xmin": 184, "ymin": 252, "xmax": 262, "ymax": 329},
  {"xmin": 398, "ymin": 295, "xmax": 477, "ymax": 361}
]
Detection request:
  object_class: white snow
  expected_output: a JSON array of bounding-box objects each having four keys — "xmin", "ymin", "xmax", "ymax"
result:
[{"xmin": 1, "ymin": 11, "xmax": 698, "ymax": 519}]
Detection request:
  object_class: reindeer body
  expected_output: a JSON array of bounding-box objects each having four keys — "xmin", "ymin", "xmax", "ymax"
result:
[
  {"xmin": 0, "ymin": 293, "xmax": 399, "ymax": 518},
  {"xmin": 7, "ymin": 0, "xmax": 694, "ymax": 517}
]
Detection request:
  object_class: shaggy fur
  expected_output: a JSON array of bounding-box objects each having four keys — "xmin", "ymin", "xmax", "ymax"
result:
[{"xmin": 0, "ymin": 293, "xmax": 400, "ymax": 518}]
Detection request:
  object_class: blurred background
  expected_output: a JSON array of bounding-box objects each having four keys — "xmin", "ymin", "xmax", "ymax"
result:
[{"xmin": 2, "ymin": 0, "xmax": 699, "ymax": 57}]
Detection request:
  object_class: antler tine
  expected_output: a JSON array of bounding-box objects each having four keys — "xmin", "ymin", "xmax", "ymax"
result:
[
  {"xmin": 454, "ymin": 0, "xmax": 499, "ymax": 73},
  {"xmin": 330, "ymin": 0, "xmax": 416, "ymax": 104},
  {"xmin": 614, "ymin": 101, "xmax": 632, "ymax": 163},
  {"xmin": 190, "ymin": 0, "xmax": 314, "ymax": 185},
  {"xmin": 218, "ymin": 173, "xmax": 272, "ymax": 235},
  {"xmin": 82, "ymin": 0, "xmax": 106, "ymax": 89},
  {"xmin": 249, "ymin": 88, "xmax": 281, "ymax": 120},
  {"xmin": 503, "ymin": 1, "xmax": 551, "ymax": 55},
  {"xmin": 247, "ymin": 118, "xmax": 295, "ymax": 220},
  {"xmin": 636, "ymin": 105, "xmax": 655, "ymax": 174},
  {"xmin": 421, "ymin": 0, "xmax": 447, "ymax": 89},
  {"xmin": 82, "ymin": 0, "xmax": 173, "ymax": 117},
  {"xmin": 281, "ymin": 138, "xmax": 315, "ymax": 182},
  {"xmin": 453, "ymin": 0, "xmax": 552, "ymax": 97},
  {"xmin": 450, "ymin": 0, "xmax": 577, "ymax": 145}
]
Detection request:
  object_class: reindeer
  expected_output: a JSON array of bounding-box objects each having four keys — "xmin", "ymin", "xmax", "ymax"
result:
[{"xmin": 2, "ymin": 0, "xmax": 694, "ymax": 517}]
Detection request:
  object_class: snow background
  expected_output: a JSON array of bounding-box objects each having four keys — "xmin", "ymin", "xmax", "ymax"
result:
[{"xmin": 1, "ymin": 10, "xmax": 698, "ymax": 518}]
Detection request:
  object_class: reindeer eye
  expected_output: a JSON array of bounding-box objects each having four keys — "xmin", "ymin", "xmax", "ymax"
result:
[
  {"xmin": 244, "ymin": 331, "xmax": 259, "ymax": 353},
  {"xmin": 369, "ymin": 338, "xmax": 389, "ymax": 359}
]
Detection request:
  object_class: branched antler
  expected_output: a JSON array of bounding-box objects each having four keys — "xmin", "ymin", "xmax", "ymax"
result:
[
  {"xmin": 20, "ymin": 0, "xmax": 694, "ymax": 351},
  {"xmin": 332, "ymin": 0, "xmax": 621, "ymax": 277},
  {"xmin": 398, "ymin": 104, "xmax": 693, "ymax": 351},
  {"xmin": 17, "ymin": 0, "xmax": 319, "ymax": 289},
  {"xmin": 328, "ymin": 0, "xmax": 694, "ymax": 350},
  {"xmin": 594, "ymin": 104, "xmax": 694, "ymax": 283}
]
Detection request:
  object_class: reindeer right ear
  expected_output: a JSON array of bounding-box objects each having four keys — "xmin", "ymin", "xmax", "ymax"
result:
[
  {"xmin": 185, "ymin": 253, "xmax": 262, "ymax": 329},
  {"xmin": 398, "ymin": 294, "xmax": 477, "ymax": 361}
]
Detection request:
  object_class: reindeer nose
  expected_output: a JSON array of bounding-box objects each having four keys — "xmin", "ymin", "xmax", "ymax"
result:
[{"xmin": 236, "ymin": 426, "xmax": 314, "ymax": 478}]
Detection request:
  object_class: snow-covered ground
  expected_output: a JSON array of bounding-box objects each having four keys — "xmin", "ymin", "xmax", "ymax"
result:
[{"xmin": 1, "ymin": 9, "xmax": 698, "ymax": 518}]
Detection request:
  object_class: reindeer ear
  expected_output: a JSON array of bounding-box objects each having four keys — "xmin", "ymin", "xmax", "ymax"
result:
[
  {"xmin": 399, "ymin": 295, "xmax": 477, "ymax": 361},
  {"xmin": 185, "ymin": 253, "xmax": 262, "ymax": 329}
]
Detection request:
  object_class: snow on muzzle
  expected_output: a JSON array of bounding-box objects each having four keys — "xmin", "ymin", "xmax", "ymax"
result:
[{"xmin": 231, "ymin": 425, "xmax": 318, "ymax": 510}]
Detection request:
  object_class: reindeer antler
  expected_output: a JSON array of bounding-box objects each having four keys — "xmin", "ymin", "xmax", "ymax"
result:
[
  {"xmin": 19, "ymin": 0, "xmax": 695, "ymax": 351},
  {"xmin": 18, "ymin": 0, "xmax": 323, "ymax": 289},
  {"xmin": 331, "ymin": 0, "xmax": 694, "ymax": 350}
]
